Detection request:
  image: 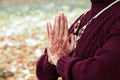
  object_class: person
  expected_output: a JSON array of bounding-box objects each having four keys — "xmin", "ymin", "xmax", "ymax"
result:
[{"xmin": 36, "ymin": 0, "xmax": 120, "ymax": 80}]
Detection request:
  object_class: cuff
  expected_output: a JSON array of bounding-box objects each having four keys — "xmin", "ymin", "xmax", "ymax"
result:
[
  {"xmin": 37, "ymin": 54, "xmax": 56, "ymax": 73},
  {"xmin": 36, "ymin": 54, "xmax": 58, "ymax": 79},
  {"xmin": 56, "ymin": 56, "xmax": 80, "ymax": 79}
]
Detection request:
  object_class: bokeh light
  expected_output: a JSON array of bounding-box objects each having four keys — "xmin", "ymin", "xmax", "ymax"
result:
[{"xmin": 0, "ymin": 0, "xmax": 90, "ymax": 80}]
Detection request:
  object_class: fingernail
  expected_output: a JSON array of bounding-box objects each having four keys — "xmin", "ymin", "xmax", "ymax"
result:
[
  {"xmin": 60, "ymin": 13, "xmax": 63, "ymax": 18},
  {"xmin": 64, "ymin": 16, "xmax": 67, "ymax": 20},
  {"xmin": 57, "ymin": 16, "xmax": 59, "ymax": 21}
]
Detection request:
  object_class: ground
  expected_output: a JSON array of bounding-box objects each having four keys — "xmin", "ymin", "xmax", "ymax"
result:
[{"xmin": 0, "ymin": 0, "xmax": 90, "ymax": 80}]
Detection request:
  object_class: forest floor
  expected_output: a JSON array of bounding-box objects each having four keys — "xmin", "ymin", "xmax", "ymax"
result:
[{"xmin": 0, "ymin": 1, "xmax": 90, "ymax": 80}]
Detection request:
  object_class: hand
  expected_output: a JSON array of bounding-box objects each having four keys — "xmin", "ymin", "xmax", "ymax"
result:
[{"xmin": 47, "ymin": 13, "xmax": 75, "ymax": 65}]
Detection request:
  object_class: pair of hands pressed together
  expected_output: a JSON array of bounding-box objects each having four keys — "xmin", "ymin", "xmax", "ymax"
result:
[{"xmin": 46, "ymin": 13, "xmax": 75, "ymax": 65}]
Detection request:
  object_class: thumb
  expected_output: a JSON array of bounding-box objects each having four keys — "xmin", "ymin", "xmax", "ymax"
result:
[{"xmin": 69, "ymin": 34, "xmax": 75, "ymax": 50}]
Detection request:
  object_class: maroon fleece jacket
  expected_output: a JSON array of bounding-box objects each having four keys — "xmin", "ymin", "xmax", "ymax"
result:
[{"xmin": 36, "ymin": 0, "xmax": 120, "ymax": 80}]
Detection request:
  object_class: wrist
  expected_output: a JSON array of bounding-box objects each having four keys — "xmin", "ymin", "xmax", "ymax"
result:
[
  {"xmin": 51, "ymin": 55, "xmax": 60, "ymax": 66},
  {"xmin": 48, "ymin": 50, "xmax": 66, "ymax": 65},
  {"xmin": 48, "ymin": 57, "xmax": 54, "ymax": 65}
]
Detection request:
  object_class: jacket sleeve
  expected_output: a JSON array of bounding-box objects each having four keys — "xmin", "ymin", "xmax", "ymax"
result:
[
  {"xmin": 56, "ymin": 20, "xmax": 120, "ymax": 80},
  {"xmin": 36, "ymin": 49, "xmax": 59, "ymax": 80}
]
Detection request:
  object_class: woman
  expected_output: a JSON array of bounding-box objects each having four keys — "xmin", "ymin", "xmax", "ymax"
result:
[{"xmin": 36, "ymin": 0, "xmax": 120, "ymax": 80}]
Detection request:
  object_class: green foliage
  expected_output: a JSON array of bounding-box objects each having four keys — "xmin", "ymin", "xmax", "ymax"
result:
[
  {"xmin": 0, "ymin": 68, "xmax": 4, "ymax": 80},
  {"xmin": 0, "ymin": 68, "xmax": 4, "ymax": 74},
  {"xmin": 0, "ymin": 78, "xmax": 4, "ymax": 80}
]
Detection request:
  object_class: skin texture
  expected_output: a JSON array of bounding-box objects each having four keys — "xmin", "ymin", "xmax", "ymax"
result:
[{"xmin": 46, "ymin": 13, "xmax": 75, "ymax": 65}]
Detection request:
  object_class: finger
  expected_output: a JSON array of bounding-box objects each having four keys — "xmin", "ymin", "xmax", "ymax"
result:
[
  {"xmin": 53, "ymin": 16, "xmax": 57, "ymax": 37},
  {"xmin": 59, "ymin": 13, "xmax": 64, "ymax": 37},
  {"xmin": 46, "ymin": 22, "xmax": 49, "ymax": 40},
  {"xmin": 48, "ymin": 22, "xmax": 54, "ymax": 42},
  {"xmin": 64, "ymin": 16, "xmax": 68, "ymax": 39},
  {"xmin": 54, "ymin": 16, "xmax": 60, "ymax": 38}
]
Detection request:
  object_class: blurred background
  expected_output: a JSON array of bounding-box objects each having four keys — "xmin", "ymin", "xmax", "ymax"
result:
[{"xmin": 0, "ymin": 0, "xmax": 90, "ymax": 80}]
